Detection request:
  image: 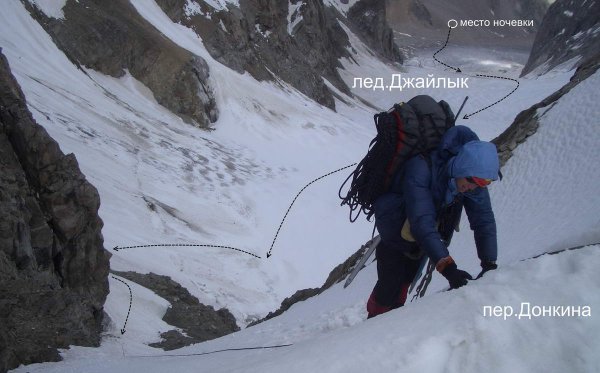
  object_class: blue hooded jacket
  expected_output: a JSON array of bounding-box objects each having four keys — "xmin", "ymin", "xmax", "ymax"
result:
[{"xmin": 373, "ymin": 125, "xmax": 499, "ymax": 264}]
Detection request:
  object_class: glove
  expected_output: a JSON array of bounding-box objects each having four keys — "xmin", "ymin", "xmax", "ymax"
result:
[
  {"xmin": 476, "ymin": 261, "xmax": 498, "ymax": 279},
  {"xmin": 441, "ymin": 263, "xmax": 473, "ymax": 289}
]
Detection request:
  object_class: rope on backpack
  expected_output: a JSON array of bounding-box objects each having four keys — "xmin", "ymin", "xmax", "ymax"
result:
[{"xmin": 338, "ymin": 114, "xmax": 397, "ymax": 222}]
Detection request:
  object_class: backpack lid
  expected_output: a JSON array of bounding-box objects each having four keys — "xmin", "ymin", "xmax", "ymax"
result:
[{"xmin": 407, "ymin": 95, "xmax": 449, "ymax": 118}]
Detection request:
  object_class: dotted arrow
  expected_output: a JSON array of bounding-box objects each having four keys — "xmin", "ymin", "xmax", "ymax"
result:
[
  {"xmin": 433, "ymin": 27, "xmax": 462, "ymax": 73},
  {"xmin": 463, "ymin": 74, "xmax": 520, "ymax": 119},
  {"xmin": 266, "ymin": 163, "xmax": 357, "ymax": 258},
  {"xmin": 113, "ymin": 244, "xmax": 261, "ymax": 259},
  {"xmin": 111, "ymin": 164, "xmax": 356, "ymax": 260},
  {"xmin": 111, "ymin": 276, "xmax": 132, "ymax": 335}
]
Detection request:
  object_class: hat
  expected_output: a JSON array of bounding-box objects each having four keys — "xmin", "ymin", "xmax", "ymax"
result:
[{"xmin": 450, "ymin": 141, "xmax": 500, "ymax": 181}]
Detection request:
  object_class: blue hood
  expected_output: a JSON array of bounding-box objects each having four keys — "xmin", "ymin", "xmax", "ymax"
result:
[
  {"xmin": 438, "ymin": 125, "xmax": 480, "ymax": 160},
  {"xmin": 448, "ymin": 141, "xmax": 500, "ymax": 180}
]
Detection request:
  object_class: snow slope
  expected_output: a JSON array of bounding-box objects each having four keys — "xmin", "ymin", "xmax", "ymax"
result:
[
  {"xmin": 2, "ymin": 0, "xmax": 599, "ymax": 371},
  {"xmin": 13, "ymin": 246, "xmax": 600, "ymax": 373},
  {"xmin": 13, "ymin": 65, "xmax": 600, "ymax": 373}
]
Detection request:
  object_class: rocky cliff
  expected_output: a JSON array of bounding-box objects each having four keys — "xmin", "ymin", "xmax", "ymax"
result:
[
  {"xmin": 155, "ymin": 0, "xmax": 400, "ymax": 110},
  {"xmin": 0, "ymin": 50, "xmax": 111, "ymax": 373},
  {"xmin": 25, "ymin": 0, "xmax": 218, "ymax": 128},
  {"xmin": 112, "ymin": 271, "xmax": 240, "ymax": 350},
  {"xmin": 25, "ymin": 0, "xmax": 399, "ymax": 114},
  {"xmin": 348, "ymin": 0, "xmax": 402, "ymax": 61},
  {"xmin": 521, "ymin": 0, "xmax": 600, "ymax": 76},
  {"xmin": 155, "ymin": 0, "xmax": 350, "ymax": 109}
]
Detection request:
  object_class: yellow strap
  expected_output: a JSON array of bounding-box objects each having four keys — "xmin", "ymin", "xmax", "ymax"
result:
[
  {"xmin": 401, "ymin": 218, "xmax": 440, "ymax": 243},
  {"xmin": 401, "ymin": 219, "xmax": 416, "ymax": 242}
]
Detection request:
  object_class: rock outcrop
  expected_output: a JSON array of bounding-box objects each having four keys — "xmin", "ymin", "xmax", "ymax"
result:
[
  {"xmin": 155, "ymin": 0, "xmax": 355, "ymax": 110},
  {"xmin": 25, "ymin": 0, "xmax": 217, "ymax": 128},
  {"xmin": 521, "ymin": 0, "xmax": 600, "ymax": 76},
  {"xmin": 111, "ymin": 271, "xmax": 239, "ymax": 350},
  {"xmin": 0, "ymin": 50, "xmax": 111, "ymax": 373},
  {"xmin": 25, "ymin": 0, "xmax": 401, "ymax": 114},
  {"xmin": 348, "ymin": 0, "xmax": 402, "ymax": 62},
  {"xmin": 494, "ymin": 53, "xmax": 600, "ymax": 165}
]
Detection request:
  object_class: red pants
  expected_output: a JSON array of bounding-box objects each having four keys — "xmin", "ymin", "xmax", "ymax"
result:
[
  {"xmin": 366, "ymin": 241, "xmax": 421, "ymax": 318},
  {"xmin": 367, "ymin": 283, "xmax": 410, "ymax": 318}
]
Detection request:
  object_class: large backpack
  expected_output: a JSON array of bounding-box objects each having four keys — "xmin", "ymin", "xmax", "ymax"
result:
[{"xmin": 339, "ymin": 95, "xmax": 456, "ymax": 222}]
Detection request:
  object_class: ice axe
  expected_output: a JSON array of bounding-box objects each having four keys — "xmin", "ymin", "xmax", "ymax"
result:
[
  {"xmin": 344, "ymin": 235, "xmax": 380, "ymax": 288},
  {"xmin": 454, "ymin": 96, "xmax": 469, "ymax": 121}
]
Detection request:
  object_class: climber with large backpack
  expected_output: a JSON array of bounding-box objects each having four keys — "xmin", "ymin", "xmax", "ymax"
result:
[{"xmin": 339, "ymin": 95, "xmax": 501, "ymax": 318}]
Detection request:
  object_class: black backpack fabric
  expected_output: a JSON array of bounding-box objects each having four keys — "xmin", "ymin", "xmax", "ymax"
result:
[{"xmin": 339, "ymin": 95, "xmax": 455, "ymax": 222}]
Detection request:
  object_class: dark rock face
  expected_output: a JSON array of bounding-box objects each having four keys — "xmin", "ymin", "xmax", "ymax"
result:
[
  {"xmin": 25, "ymin": 0, "xmax": 217, "ymax": 128},
  {"xmin": 0, "ymin": 50, "xmax": 111, "ymax": 373},
  {"xmin": 348, "ymin": 0, "xmax": 403, "ymax": 62},
  {"xmin": 494, "ymin": 55, "xmax": 600, "ymax": 165},
  {"xmin": 112, "ymin": 271, "xmax": 239, "ymax": 350},
  {"xmin": 155, "ymin": 0, "xmax": 356, "ymax": 110},
  {"xmin": 521, "ymin": 0, "xmax": 600, "ymax": 76}
]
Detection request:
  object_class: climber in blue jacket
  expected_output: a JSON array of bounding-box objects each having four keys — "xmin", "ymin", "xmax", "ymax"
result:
[{"xmin": 367, "ymin": 125, "xmax": 500, "ymax": 318}]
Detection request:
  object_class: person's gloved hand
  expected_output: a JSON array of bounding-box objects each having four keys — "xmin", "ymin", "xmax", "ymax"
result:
[
  {"xmin": 441, "ymin": 263, "xmax": 473, "ymax": 289},
  {"xmin": 476, "ymin": 261, "xmax": 498, "ymax": 279}
]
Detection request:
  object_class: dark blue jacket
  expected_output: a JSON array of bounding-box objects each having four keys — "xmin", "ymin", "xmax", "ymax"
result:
[{"xmin": 373, "ymin": 126, "xmax": 498, "ymax": 264}]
